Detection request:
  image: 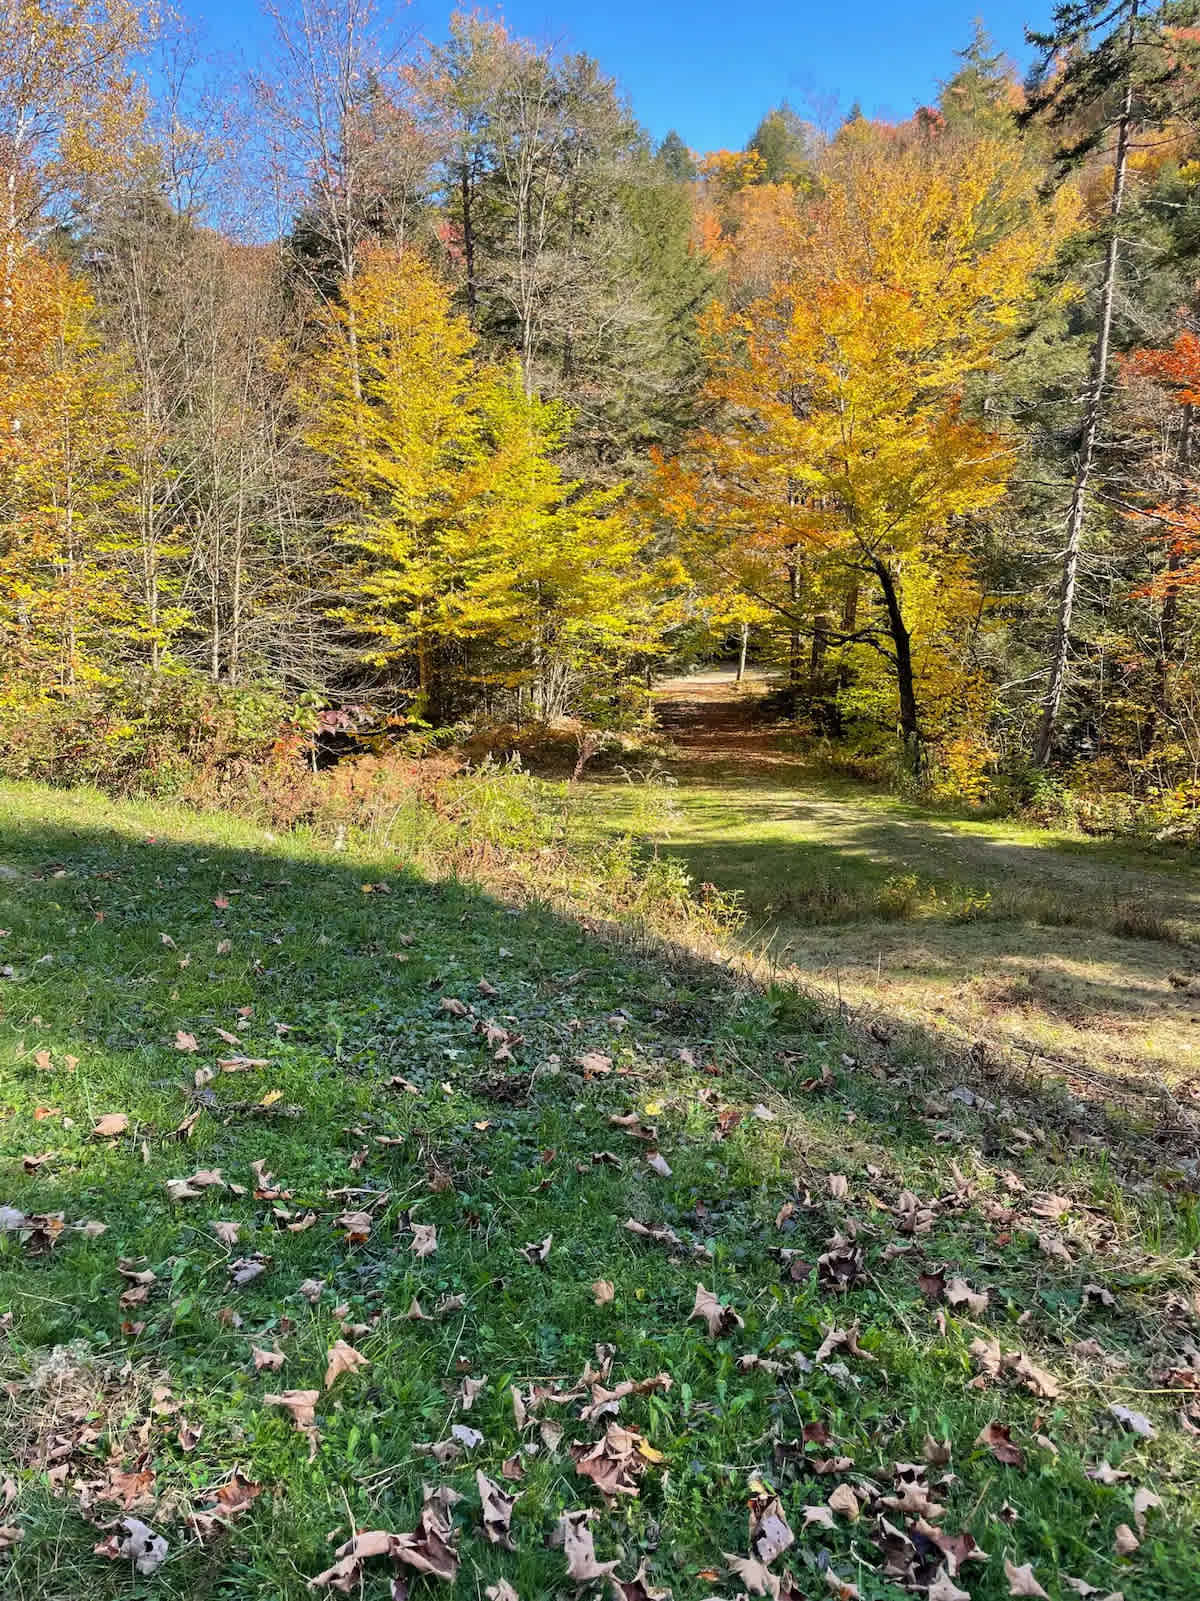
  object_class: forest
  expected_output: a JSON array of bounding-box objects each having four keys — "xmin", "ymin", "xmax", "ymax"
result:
[
  {"xmin": 10, "ymin": 6, "xmax": 1200, "ymax": 1599},
  {"xmin": 6, "ymin": 0, "xmax": 1200, "ymax": 827}
]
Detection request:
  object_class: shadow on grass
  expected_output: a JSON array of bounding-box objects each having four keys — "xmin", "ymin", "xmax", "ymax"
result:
[{"xmin": 1, "ymin": 791, "xmax": 1198, "ymax": 1600}]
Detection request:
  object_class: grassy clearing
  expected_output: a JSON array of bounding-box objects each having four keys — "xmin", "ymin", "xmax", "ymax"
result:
[
  {"xmin": 1, "ymin": 779, "xmax": 1199, "ymax": 1600},
  {"xmin": 581, "ymin": 683, "xmax": 1200, "ymax": 1098}
]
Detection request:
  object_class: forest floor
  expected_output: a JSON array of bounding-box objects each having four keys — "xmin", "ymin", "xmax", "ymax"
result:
[
  {"xmin": 585, "ymin": 674, "xmax": 1200, "ymax": 1126},
  {"xmin": 2, "ymin": 779, "xmax": 1200, "ymax": 1601}
]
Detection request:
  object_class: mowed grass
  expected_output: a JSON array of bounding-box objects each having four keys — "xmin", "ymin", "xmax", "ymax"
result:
[
  {"xmin": 581, "ymin": 755, "xmax": 1200, "ymax": 1094},
  {"xmin": 1, "ymin": 779, "xmax": 1199, "ymax": 1599}
]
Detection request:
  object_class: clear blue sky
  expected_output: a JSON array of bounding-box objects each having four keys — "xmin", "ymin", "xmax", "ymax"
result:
[{"xmin": 188, "ymin": 0, "xmax": 1044, "ymax": 153}]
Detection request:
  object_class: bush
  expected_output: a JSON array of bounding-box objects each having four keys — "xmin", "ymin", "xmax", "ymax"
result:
[{"xmin": 0, "ymin": 673, "xmax": 291, "ymax": 795}]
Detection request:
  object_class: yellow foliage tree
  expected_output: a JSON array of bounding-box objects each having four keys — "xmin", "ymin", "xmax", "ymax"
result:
[
  {"xmin": 302, "ymin": 245, "xmax": 655, "ymax": 720},
  {"xmin": 658, "ymin": 125, "xmax": 1078, "ymax": 765},
  {"xmin": 0, "ymin": 251, "xmax": 139, "ymax": 690}
]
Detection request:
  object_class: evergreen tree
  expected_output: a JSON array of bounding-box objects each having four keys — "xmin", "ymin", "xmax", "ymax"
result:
[
  {"xmin": 1021, "ymin": 0, "xmax": 1199, "ymax": 763},
  {"xmin": 747, "ymin": 103, "xmax": 814, "ymax": 185},
  {"xmin": 656, "ymin": 130, "xmax": 696, "ymax": 181},
  {"xmin": 939, "ymin": 21, "xmax": 1019, "ymax": 136}
]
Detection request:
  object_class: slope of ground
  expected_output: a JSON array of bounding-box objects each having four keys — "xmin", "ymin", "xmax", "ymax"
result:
[
  {"xmin": 586, "ymin": 676, "xmax": 1200, "ymax": 1107},
  {"xmin": 1, "ymin": 780, "xmax": 1199, "ymax": 1600}
]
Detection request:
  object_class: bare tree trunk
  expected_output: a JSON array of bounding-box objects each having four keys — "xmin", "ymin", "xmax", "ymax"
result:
[
  {"xmin": 1034, "ymin": 24, "xmax": 1136, "ymax": 766},
  {"xmin": 871, "ymin": 556, "xmax": 921, "ymax": 767},
  {"xmin": 736, "ymin": 620, "xmax": 749, "ymax": 682}
]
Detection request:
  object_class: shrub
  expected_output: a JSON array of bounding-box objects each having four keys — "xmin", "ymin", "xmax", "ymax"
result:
[{"xmin": 0, "ymin": 672, "xmax": 291, "ymax": 795}]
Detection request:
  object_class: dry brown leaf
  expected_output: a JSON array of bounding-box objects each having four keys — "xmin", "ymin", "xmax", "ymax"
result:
[
  {"xmin": 554, "ymin": 1509, "xmax": 619, "ymax": 1583},
  {"xmin": 977, "ymin": 1420, "xmax": 1024, "ymax": 1468},
  {"xmin": 1112, "ymin": 1524, "xmax": 1139, "ymax": 1556},
  {"xmin": 325, "ymin": 1340, "xmax": 369, "ymax": 1389},
  {"xmin": 264, "ymin": 1383, "xmax": 320, "ymax": 1434},
  {"xmin": 1132, "ymin": 1487, "xmax": 1161, "ymax": 1535},
  {"xmin": 475, "ymin": 1469, "xmax": 516, "ymax": 1549},
  {"xmin": 749, "ymin": 1493, "xmax": 794, "ymax": 1564},
  {"xmin": 575, "ymin": 1052, "xmax": 613, "ymax": 1076},
  {"xmin": 944, "ymin": 1276, "xmax": 989, "ymax": 1318},
  {"xmin": 690, "ymin": 1282, "xmax": 743, "ymax": 1338},
  {"xmin": 519, "ymin": 1233, "xmax": 552, "ymax": 1263},
  {"xmin": 928, "ymin": 1571, "xmax": 972, "ymax": 1601},
  {"xmin": 211, "ymin": 1220, "xmax": 240, "ymax": 1246},
  {"xmin": 411, "ymin": 1222, "xmax": 438, "ymax": 1258},
  {"xmin": 1004, "ymin": 1558, "xmax": 1049, "ymax": 1598},
  {"xmin": 592, "ymin": 1279, "xmax": 615, "ymax": 1306},
  {"xmin": 175, "ymin": 1030, "xmax": 199, "ymax": 1051},
  {"xmin": 92, "ymin": 1113, "xmax": 129, "ymax": 1138},
  {"xmin": 336, "ymin": 1209, "xmax": 373, "ymax": 1241},
  {"xmin": 252, "ymin": 1345, "xmax": 285, "ymax": 1372},
  {"xmin": 722, "ymin": 1552, "xmax": 781, "ymax": 1599},
  {"xmin": 827, "ymin": 1483, "xmax": 860, "ymax": 1521},
  {"xmin": 458, "ymin": 1374, "xmax": 487, "ymax": 1411}
]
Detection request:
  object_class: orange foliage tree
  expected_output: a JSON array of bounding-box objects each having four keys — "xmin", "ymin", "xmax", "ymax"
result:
[{"xmin": 657, "ymin": 123, "xmax": 1075, "ymax": 766}]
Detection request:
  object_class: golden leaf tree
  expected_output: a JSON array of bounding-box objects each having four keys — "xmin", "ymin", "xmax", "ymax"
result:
[
  {"xmin": 302, "ymin": 244, "xmax": 655, "ymax": 720},
  {"xmin": 658, "ymin": 122, "xmax": 1077, "ymax": 767}
]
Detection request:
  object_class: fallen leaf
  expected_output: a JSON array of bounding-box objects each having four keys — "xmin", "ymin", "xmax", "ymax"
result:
[
  {"xmin": 575, "ymin": 1052, "xmax": 612, "ymax": 1076},
  {"xmin": 722, "ymin": 1552, "xmax": 780, "ymax": 1599},
  {"xmin": 252, "ymin": 1346, "xmax": 285, "ymax": 1372},
  {"xmin": 175, "ymin": 1031, "xmax": 198, "ymax": 1052},
  {"xmin": 325, "ymin": 1340, "xmax": 369, "ymax": 1389},
  {"xmin": 749, "ymin": 1493, "xmax": 794, "ymax": 1563},
  {"xmin": 928, "ymin": 1570, "xmax": 972, "ymax": 1601},
  {"xmin": 1132, "ymin": 1487, "xmax": 1161, "ymax": 1535},
  {"xmin": 592, "ymin": 1279, "xmax": 615, "ymax": 1306},
  {"xmin": 1004, "ymin": 1558, "xmax": 1049, "ymax": 1598},
  {"xmin": 92, "ymin": 1113, "xmax": 129, "ymax": 1138},
  {"xmin": 458, "ymin": 1374, "xmax": 487, "ymax": 1411},
  {"xmin": 411, "ymin": 1222, "xmax": 438, "ymax": 1258},
  {"xmin": 827, "ymin": 1483, "xmax": 860, "ymax": 1521},
  {"xmin": 1112, "ymin": 1524, "xmax": 1139, "ymax": 1556},
  {"xmin": 1109, "ymin": 1404, "xmax": 1155, "ymax": 1439},
  {"xmin": 944, "ymin": 1276, "xmax": 989, "ymax": 1318},
  {"xmin": 211, "ymin": 1221, "xmax": 240, "ymax": 1245},
  {"xmin": 554, "ymin": 1509, "xmax": 618, "ymax": 1583},
  {"xmin": 336, "ymin": 1209, "xmax": 373, "ymax": 1241},
  {"xmin": 977, "ymin": 1420, "xmax": 1024, "ymax": 1469},
  {"xmin": 475, "ymin": 1469, "xmax": 516, "ymax": 1548},
  {"xmin": 690, "ymin": 1282, "xmax": 744, "ymax": 1338}
]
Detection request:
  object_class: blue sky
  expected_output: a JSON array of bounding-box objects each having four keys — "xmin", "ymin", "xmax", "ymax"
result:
[{"xmin": 190, "ymin": 0, "xmax": 1043, "ymax": 153}]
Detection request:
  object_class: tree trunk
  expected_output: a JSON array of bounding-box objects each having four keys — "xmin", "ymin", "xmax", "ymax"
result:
[
  {"xmin": 736, "ymin": 620, "xmax": 749, "ymax": 682},
  {"xmin": 460, "ymin": 167, "xmax": 477, "ymax": 326},
  {"xmin": 787, "ymin": 559, "xmax": 801, "ymax": 702},
  {"xmin": 1034, "ymin": 15, "xmax": 1136, "ymax": 766},
  {"xmin": 871, "ymin": 557, "xmax": 921, "ymax": 765}
]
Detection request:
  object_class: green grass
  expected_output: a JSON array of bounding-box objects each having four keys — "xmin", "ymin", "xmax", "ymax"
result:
[{"xmin": 1, "ymin": 779, "xmax": 1198, "ymax": 1600}]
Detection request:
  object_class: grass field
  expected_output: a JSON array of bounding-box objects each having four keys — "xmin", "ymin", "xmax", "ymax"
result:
[
  {"xmin": 583, "ymin": 679, "xmax": 1200, "ymax": 1113},
  {"xmin": 1, "ymin": 777, "xmax": 1199, "ymax": 1600}
]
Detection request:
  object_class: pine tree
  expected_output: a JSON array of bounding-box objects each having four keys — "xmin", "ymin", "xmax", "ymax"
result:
[{"xmin": 1021, "ymin": 0, "xmax": 1197, "ymax": 763}]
